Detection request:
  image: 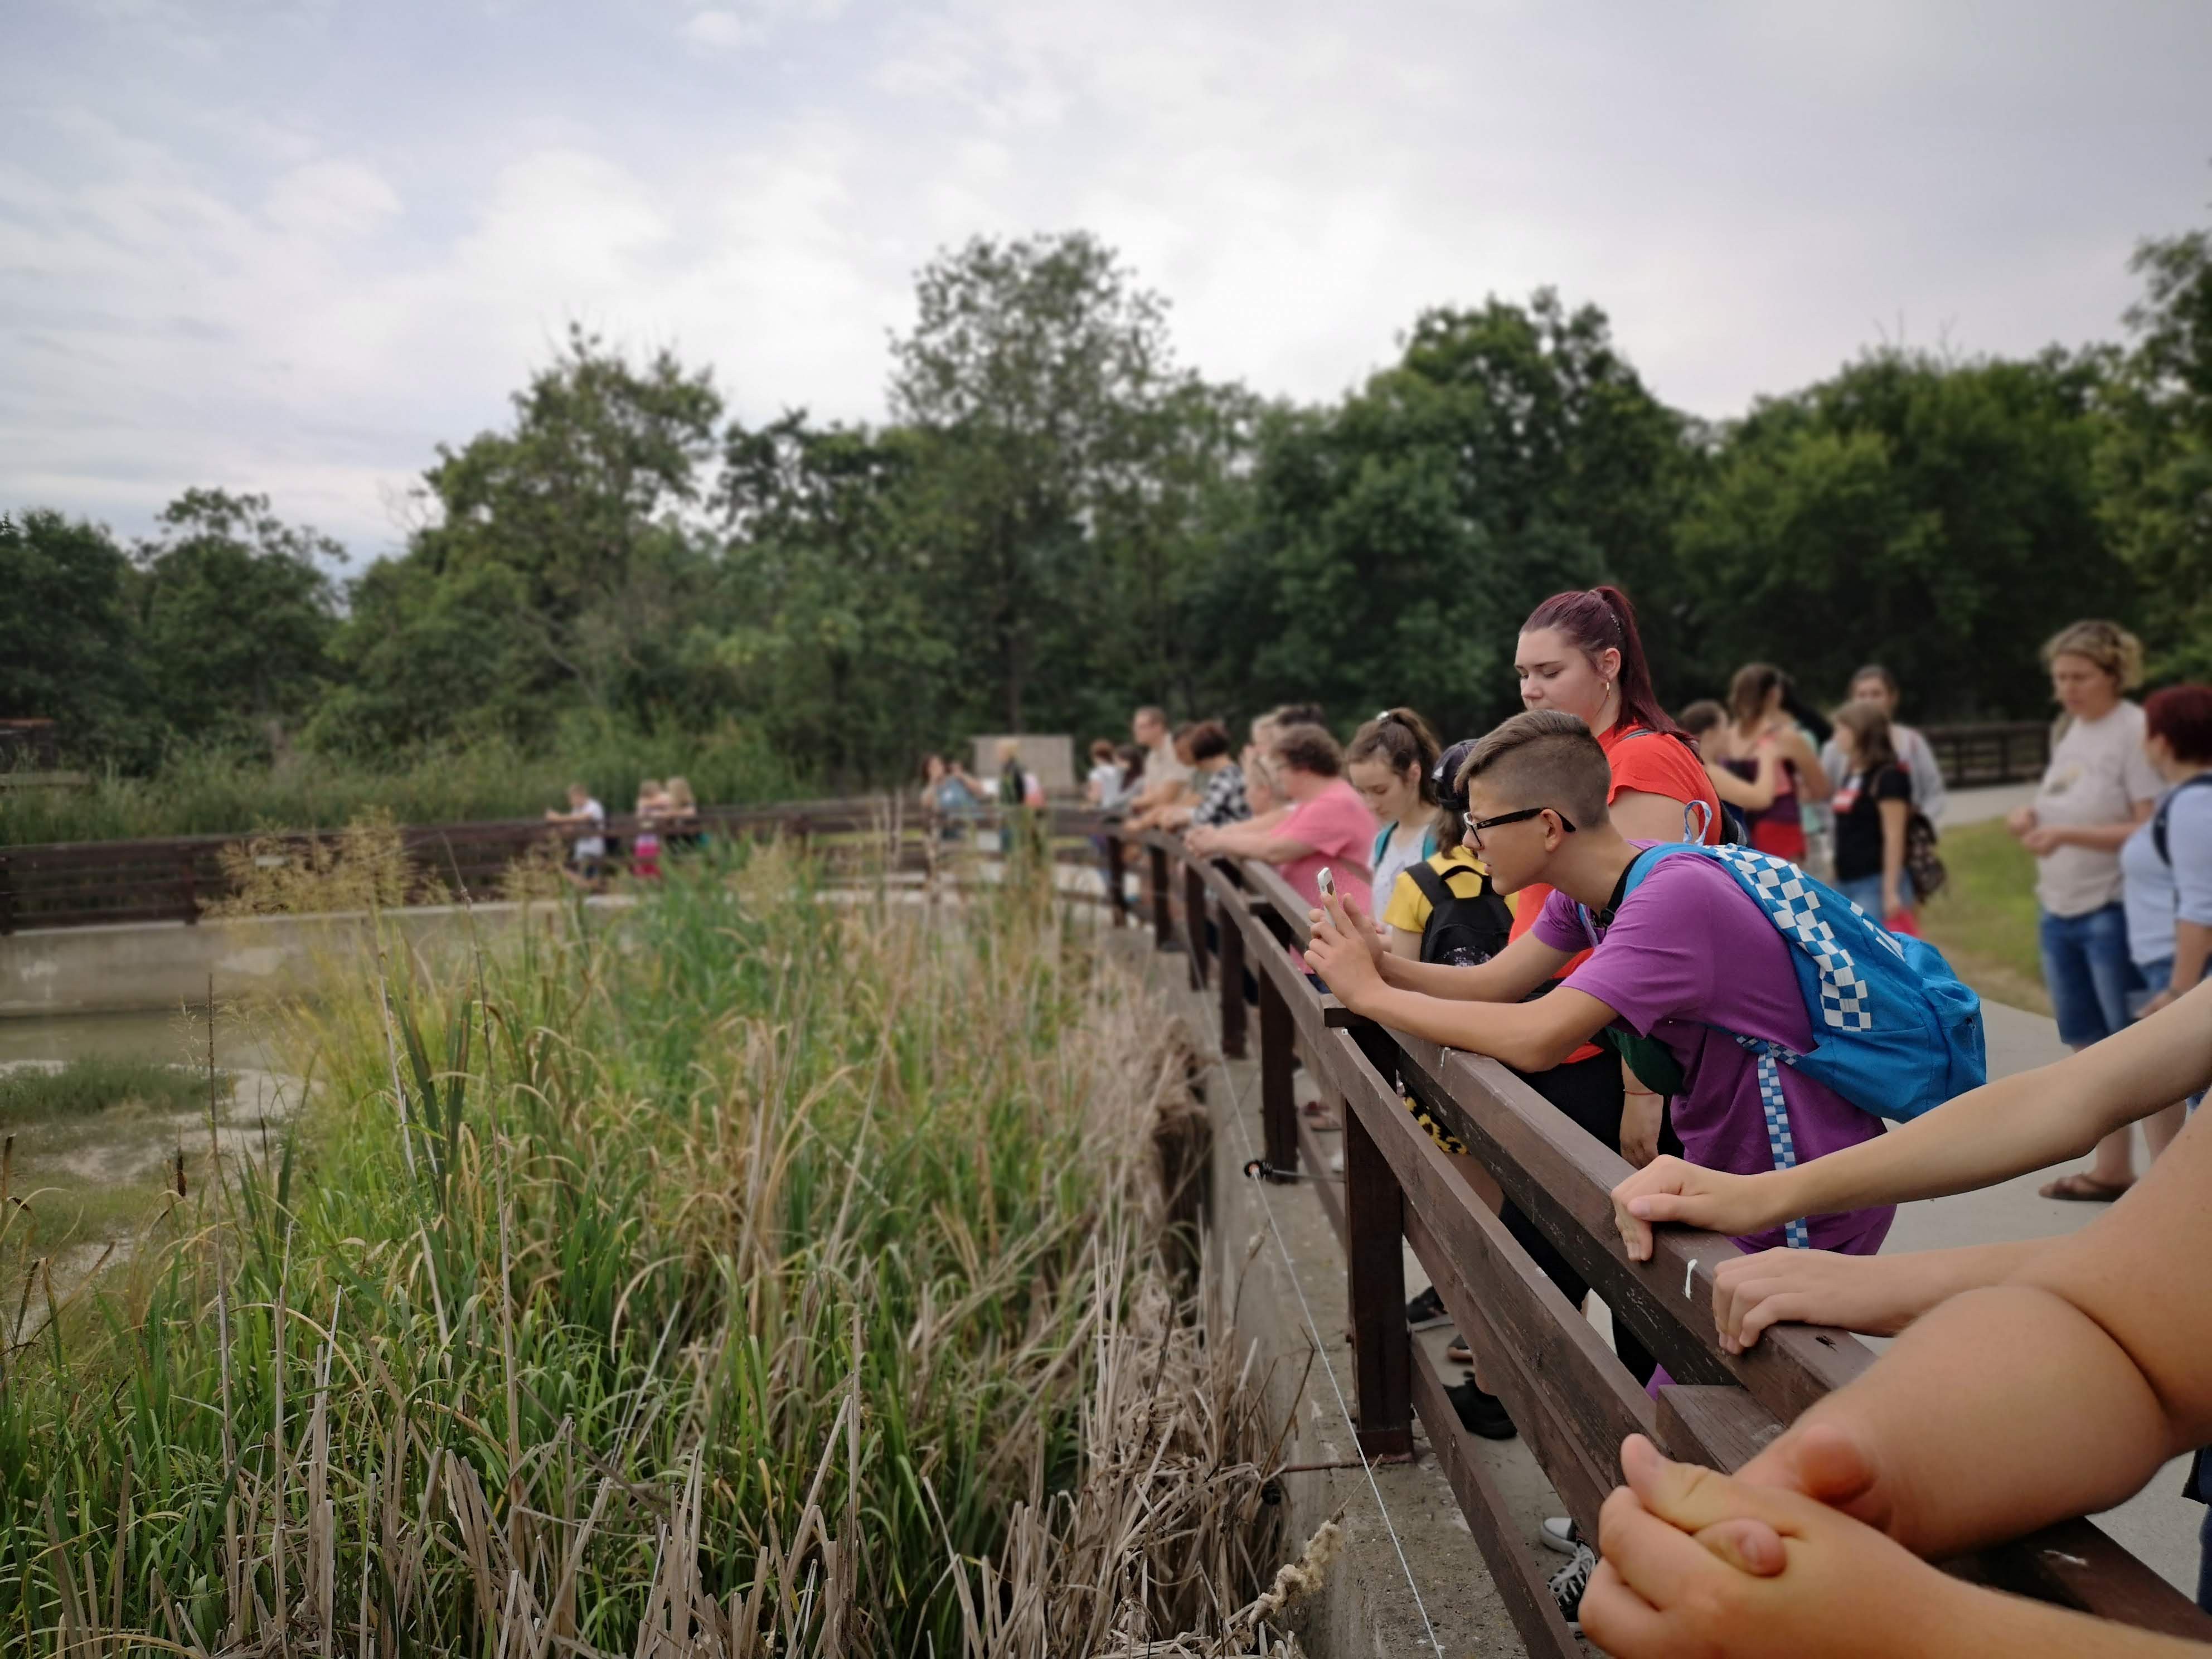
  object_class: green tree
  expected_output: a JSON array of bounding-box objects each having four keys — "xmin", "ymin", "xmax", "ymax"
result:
[
  {"xmin": 1194, "ymin": 290, "xmax": 1685, "ymax": 740},
  {"xmin": 135, "ymin": 488, "xmax": 342, "ymax": 746},
  {"xmin": 2099, "ymin": 222, "xmax": 2212, "ymax": 679},
  {"xmin": 0, "ymin": 510, "xmax": 149, "ymax": 760},
  {"xmin": 317, "ymin": 328, "xmax": 724, "ymax": 750},
  {"xmin": 716, "ymin": 414, "xmax": 955, "ymax": 787},
  {"xmin": 1676, "ymin": 348, "xmax": 2129, "ymax": 719},
  {"xmin": 890, "ymin": 231, "xmax": 1216, "ymax": 730}
]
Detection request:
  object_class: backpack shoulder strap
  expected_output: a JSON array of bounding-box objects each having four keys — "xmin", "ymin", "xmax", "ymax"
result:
[
  {"xmin": 1372, "ymin": 823, "xmax": 1394, "ymax": 868},
  {"xmin": 2153, "ymin": 773, "xmax": 2212, "ymax": 865},
  {"xmin": 1405, "ymin": 860, "xmax": 1453, "ymax": 911}
]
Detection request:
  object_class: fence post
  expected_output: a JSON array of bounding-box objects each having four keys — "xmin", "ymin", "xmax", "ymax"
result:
[
  {"xmin": 1100, "ymin": 832, "xmax": 1129, "ymax": 925},
  {"xmin": 1257, "ymin": 967, "xmax": 1298, "ymax": 1178},
  {"xmin": 1148, "ymin": 842, "xmax": 1173, "ymax": 950},
  {"xmin": 1344, "ymin": 1027, "xmax": 1413, "ymax": 1458},
  {"xmin": 1215, "ymin": 891, "xmax": 1247, "ymax": 1059},
  {"xmin": 1183, "ymin": 861, "xmax": 1209, "ymax": 990}
]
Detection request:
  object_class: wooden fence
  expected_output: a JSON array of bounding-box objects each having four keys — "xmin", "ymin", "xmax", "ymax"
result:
[
  {"xmin": 1101, "ymin": 824, "xmax": 2212, "ymax": 1657},
  {"xmin": 1922, "ymin": 720, "xmax": 2051, "ymax": 787},
  {"xmin": 0, "ymin": 799, "xmax": 1111, "ymax": 934}
]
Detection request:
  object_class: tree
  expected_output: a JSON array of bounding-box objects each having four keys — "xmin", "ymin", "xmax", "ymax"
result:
[
  {"xmin": 1676, "ymin": 347, "xmax": 2129, "ymax": 719},
  {"xmin": 2099, "ymin": 222, "xmax": 2212, "ymax": 679},
  {"xmin": 318, "ymin": 328, "xmax": 725, "ymax": 749},
  {"xmin": 715, "ymin": 413, "xmax": 955, "ymax": 786},
  {"xmin": 890, "ymin": 232, "xmax": 1210, "ymax": 730},
  {"xmin": 135, "ymin": 488, "xmax": 342, "ymax": 746},
  {"xmin": 1194, "ymin": 290, "xmax": 1685, "ymax": 740},
  {"xmin": 0, "ymin": 510, "xmax": 149, "ymax": 759}
]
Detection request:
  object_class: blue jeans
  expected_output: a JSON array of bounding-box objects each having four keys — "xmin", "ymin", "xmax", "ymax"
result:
[{"xmin": 2039, "ymin": 901, "xmax": 2140, "ymax": 1048}]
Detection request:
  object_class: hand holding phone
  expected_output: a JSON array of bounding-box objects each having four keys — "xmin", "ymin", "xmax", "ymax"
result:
[{"xmin": 1317, "ymin": 866, "xmax": 1335, "ymax": 898}]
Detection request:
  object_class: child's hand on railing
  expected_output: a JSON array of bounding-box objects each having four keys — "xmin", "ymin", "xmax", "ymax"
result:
[
  {"xmin": 1710, "ymin": 1249, "xmax": 1927, "ymax": 1355},
  {"xmin": 1609, "ymin": 1156, "xmax": 1781, "ymax": 1262},
  {"xmin": 1582, "ymin": 1434, "xmax": 1959, "ymax": 1659}
]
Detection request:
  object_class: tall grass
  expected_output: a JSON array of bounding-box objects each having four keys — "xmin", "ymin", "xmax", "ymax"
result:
[
  {"xmin": 1, "ymin": 720, "xmax": 804, "ymax": 846},
  {"xmin": 0, "ymin": 845, "xmax": 1303, "ymax": 1653},
  {"xmin": 0, "ymin": 1058, "xmax": 226, "ymax": 1126}
]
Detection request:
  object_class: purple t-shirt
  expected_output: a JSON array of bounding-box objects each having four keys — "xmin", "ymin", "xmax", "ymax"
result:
[{"xmin": 1534, "ymin": 847, "xmax": 1895, "ymax": 1257}]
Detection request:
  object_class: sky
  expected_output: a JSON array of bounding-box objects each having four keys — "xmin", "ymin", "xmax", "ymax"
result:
[{"xmin": 5, "ymin": 0, "xmax": 2211, "ymax": 560}]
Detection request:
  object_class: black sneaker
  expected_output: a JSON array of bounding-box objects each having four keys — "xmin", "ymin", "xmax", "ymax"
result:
[
  {"xmin": 1445, "ymin": 1377, "xmax": 1516, "ymax": 1440},
  {"xmin": 1405, "ymin": 1286, "xmax": 1448, "ymax": 1328},
  {"xmin": 1549, "ymin": 1541, "xmax": 1597, "ymax": 1632}
]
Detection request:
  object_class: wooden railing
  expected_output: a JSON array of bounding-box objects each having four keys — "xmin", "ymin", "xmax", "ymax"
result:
[
  {"xmin": 1100, "ymin": 824, "xmax": 2212, "ymax": 1658},
  {"xmin": 0, "ymin": 799, "xmax": 1113, "ymax": 934},
  {"xmin": 1922, "ymin": 720, "xmax": 2051, "ymax": 787}
]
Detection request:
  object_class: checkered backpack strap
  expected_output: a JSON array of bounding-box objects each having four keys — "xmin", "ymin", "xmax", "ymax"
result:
[
  {"xmin": 1707, "ymin": 842, "xmax": 1865, "ymax": 1251},
  {"xmin": 1706, "ymin": 844, "xmax": 1875, "ymax": 1036}
]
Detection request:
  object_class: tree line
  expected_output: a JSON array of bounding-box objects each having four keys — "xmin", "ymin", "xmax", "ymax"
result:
[{"xmin": 7, "ymin": 217, "xmax": 2209, "ymax": 793}]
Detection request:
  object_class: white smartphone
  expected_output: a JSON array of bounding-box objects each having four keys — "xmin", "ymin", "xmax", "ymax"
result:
[{"xmin": 1316, "ymin": 866, "xmax": 1335, "ymax": 899}]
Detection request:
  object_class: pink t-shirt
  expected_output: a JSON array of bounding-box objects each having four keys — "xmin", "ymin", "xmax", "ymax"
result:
[
  {"xmin": 1533, "ymin": 847, "xmax": 1894, "ymax": 1257},
  {"xmin": 1279, "ymin": 779, "xmax": 1379, "ymax": 915}
]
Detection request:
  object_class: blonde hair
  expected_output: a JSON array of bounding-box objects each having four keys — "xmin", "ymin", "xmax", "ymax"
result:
[
  {"xmin": 1459, "ymin": 709, "xmax": 1611, "ymax": 827},
  {"xmin": 665, "ymin": 777, "xmax": 696, "ymax": 811},
  {"xmin": 2041, "ymin": 619, "xmax": 2143, "ymax": 691}
]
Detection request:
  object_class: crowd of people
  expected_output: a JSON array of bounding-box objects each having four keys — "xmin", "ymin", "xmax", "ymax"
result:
[{"xmin": 1108, "ymin": 587, "xmax": 2212, "ymax": 1648}]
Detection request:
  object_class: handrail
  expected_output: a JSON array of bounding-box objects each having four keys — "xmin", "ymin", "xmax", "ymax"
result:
[{"xmin": 1104, "ymin": 822, "xmax": 2212, "ymax": 1654}]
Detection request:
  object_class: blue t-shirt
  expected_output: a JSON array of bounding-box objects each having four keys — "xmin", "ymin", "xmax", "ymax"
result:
[{"xmin": 2120, "ymin": 779, "xmax": 2212, "ymax": 969}]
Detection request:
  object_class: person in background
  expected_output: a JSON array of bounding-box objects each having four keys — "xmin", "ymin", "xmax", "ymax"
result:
[
  {"xmin": 1347, "ymin": 708, "xmax": 1444, "ymax": 913},
  {"xmin": 1711, "ymin": 664, "xmax": 1830, "ymax": 862},
  {"xmin": 1826, "ymin": 703, "xmax": 1914, "ymax": 927},
  {"xmin": 662, "ymin": 775, "xmax": 702, "ymax": 851},
  {"xmin": 2108, "ymin": 683, "xmax": 2212, "ymax": 1166},
  {"xmin": 1083, "ymin": 738, "xmax": 1123, "ymax": 807},
  {"xmin": 1243, "ymin": 741, "xmax": 1282, "ymax": 819},
  {"xmin": 995, "ymin": 738, "xmax": 1045, "ymax": 809},
  {"xmin": 1147, "ymin": 720, "xmax": 1247, "ymax": 831},
  {"xmin": 1119, "ymin": 705, "xmax": 1192, "ymax": 820},
  {"xmin": 1679, "ymin": 700, "xmax": 1784, "ymax": 818},
  {"xmin": 1103, "ymin": 742, "xmax": 1147, "ymax": 811},
  {"xmin": 1186, "ymin": 723, "xmax": 1377, "ymax": 913},
  {"xmin": 546, "ymin": 782, "xmax": 607, "ymax": 888},
  {"xmin": 1821, "ymin": 664, "xmax": 1948, "ymax": 822},
  {"xmin": 630, "ymin": 778, "xmax": 667, "ymax": 881},
  {"xmin": 2009, "ymin": 619, "xmax": 2165, "ymax": 1202},
  {"xmin": 921, "ymin": 753, "xmax": 986, "ymax": 840}
]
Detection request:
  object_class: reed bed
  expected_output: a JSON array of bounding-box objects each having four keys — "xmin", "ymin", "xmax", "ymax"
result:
[{"xmin": 0, "ymin": 845, "xmax": 1317, "ymax": 1655}]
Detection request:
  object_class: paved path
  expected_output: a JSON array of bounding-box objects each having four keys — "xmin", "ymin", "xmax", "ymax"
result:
[{"xmin": 1941, "ymin": 780, "xmax": 2038, "ymax": 827}]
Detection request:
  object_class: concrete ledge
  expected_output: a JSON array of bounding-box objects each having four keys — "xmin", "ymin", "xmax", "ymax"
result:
[{"xmin": 0, "ymin": 896, "xmax": 633, "ymax": 1017}]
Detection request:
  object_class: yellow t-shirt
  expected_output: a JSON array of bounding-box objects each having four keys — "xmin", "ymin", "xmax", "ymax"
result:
[{"xmin": 1382, "ymin": 847, "xmax": 1510, "ymax": 935}]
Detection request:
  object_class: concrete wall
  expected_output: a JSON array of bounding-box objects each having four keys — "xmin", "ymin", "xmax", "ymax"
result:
[{"xmin": 0, "ymin": 897, "xmax": 630, "ymax": 1018}]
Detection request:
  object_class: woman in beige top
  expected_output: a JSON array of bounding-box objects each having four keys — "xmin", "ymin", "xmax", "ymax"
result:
[{"xmin": 2006, "ymin": 619, "xmax": 2165, "ymax": 1201}]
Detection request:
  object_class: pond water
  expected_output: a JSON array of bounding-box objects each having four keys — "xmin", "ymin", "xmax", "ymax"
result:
[{"xmin": 1, "ymin": 1007, "xmax": 304, "ymax": 1268}]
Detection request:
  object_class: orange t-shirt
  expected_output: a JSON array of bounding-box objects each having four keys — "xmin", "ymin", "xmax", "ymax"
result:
[{"xmin": 1507, "ymin": 721, "xmax": 1724, "ymax": 1062}]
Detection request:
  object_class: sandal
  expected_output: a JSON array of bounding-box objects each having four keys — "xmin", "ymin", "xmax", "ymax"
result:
[
  {"xmin": 1299, "ymin": 1099, "xmax": 1340, "ymax": 1131},
  {"xmin": 1444, "ymin": 1334, "xmax": 1472, "ymax": 1366},
  {"xmin": 2039, "ymin": 1171, "xmax": 2134, "ymax": 1202}
]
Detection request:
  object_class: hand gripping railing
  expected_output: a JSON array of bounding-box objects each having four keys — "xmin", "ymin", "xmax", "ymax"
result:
[{"xmin": 1123, "ymin": 826, "xmax": 2212, "ymax": 1659}]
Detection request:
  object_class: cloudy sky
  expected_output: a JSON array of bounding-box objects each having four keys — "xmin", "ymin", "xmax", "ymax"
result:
[{"xmin": 6, "ymin": 1, "xmax": 2211, "ymax": 557}]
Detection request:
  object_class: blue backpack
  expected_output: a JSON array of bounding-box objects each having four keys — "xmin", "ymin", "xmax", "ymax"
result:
[{"xmin": 1603, "ymin": 842, "xmax": 1987, "ymax": 1246}]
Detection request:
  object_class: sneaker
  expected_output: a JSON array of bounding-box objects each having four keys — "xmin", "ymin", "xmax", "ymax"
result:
[
  {"xmin": 1539, "ymin": 1516, "xmax": 1581, "ymax": 1555},
  {"xmin": 1405, "ymin": 1286, "xmax": 1448, "ymax": 1329},
  {"xmin": 1444, "ymin": 1377, "xmax": 1516, "ymax": 1440},
  {"xmin": 1549, "ymin": 1541, "xmax": 1597, "ymax": 1632}
]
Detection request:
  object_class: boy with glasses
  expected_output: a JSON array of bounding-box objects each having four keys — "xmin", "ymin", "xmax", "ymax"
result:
[{"xmin": 1307, "ymin": 706, "xmax": 1896, "ymax": 1264}]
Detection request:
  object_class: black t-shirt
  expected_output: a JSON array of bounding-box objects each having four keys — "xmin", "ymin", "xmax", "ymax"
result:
[{"xmin": 1832, "ymin": 765, "xmax": 1912, "ymax": 883}]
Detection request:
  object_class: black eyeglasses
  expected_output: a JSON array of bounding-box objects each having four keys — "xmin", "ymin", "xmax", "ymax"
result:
[{"xmin": 1462, "ymin": 806, "xmax": 1576, "ymax": 847}]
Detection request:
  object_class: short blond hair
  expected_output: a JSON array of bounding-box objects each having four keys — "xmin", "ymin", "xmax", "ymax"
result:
[
  {"xmin": 2042, "ymin": 619, "xmax": 2143, "ymax": 691},
  {"xmin": 1458, "ymin": 710, "xmax": 1611, "ymax": 827}
]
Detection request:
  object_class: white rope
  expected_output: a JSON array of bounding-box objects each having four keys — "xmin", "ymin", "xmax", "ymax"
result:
[{"xmin": 1201, "ymin": 1002, "xmax": 1451, "ymax": 1658}]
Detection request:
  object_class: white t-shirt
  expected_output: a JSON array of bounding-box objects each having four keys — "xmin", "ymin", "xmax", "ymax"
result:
[
  {"xmin": 2120, "ymin": 778, "xmax": 2212, "ymax": 969},
  {"xmin": 1086, "ymin": 762, "xmax": 1123, "ymax": 804},
  {"xmin": 2032, "ymin": 704, "xmax": 2162, "ymax": 917},
  {"xmin": 1370, "ymin": 819, "xmax": 1433, "ymax": 924},
  {"xmin": 570, "ymin": 799, "xmax": 607, "ymax": 861}
]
